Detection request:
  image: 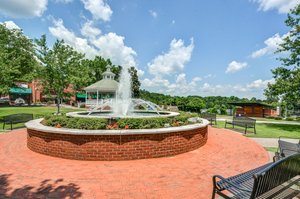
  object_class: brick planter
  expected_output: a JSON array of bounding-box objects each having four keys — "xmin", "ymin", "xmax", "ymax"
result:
[{"xmin": 26, "ymin": 119, "xmax": 209, "ymax": 161}]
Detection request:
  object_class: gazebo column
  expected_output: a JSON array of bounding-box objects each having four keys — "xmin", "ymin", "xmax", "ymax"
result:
[{"xmin": 96, "ymin": 90, "xmax": 99, "ymax": 106}]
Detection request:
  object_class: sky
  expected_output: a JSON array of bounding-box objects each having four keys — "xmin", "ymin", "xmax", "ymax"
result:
[{"xmin": 0, "ymin": 0, "xmax": 299, "ymax": 99}]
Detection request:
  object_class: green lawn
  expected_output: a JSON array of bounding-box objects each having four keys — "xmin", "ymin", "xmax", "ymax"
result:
[
  {"xmin": 214, "ymin": 121, "xmax": 300, "ymax": 139},
  {"xmin": 0, "ymin": 106, "xmax": 85, "ymax": 131},
  {"xmin": 264, "ymin": 147, "xmax": 278, "ymax": 153}
]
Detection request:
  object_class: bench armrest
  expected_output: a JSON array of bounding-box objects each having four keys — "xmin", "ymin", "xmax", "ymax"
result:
[{"xmin": 213, "ymin": 175, "xmax": 252, "ymax": 193}]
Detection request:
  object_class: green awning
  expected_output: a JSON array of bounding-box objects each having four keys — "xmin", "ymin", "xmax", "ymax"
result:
[
  {"xmin": 9, "ymin": 87, "xmax": 32, "ymax": 94},
  {"xmin": 76, "ymin": 93, "xmax": 87, "ymax": 99}
]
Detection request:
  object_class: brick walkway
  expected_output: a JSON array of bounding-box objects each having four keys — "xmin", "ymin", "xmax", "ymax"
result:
[{"xmin": 0, "ymin": 127, "xmax": 269, "ymax": 199}]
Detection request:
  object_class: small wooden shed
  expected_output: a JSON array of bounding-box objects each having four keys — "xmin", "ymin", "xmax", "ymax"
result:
[{"xmin": 228, "ymin": 102, "xmax": 278, "ymax": 118}]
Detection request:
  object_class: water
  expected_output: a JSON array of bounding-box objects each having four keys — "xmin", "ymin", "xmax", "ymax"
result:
[{"xmin": 113, "ymin": 65, "xmax": 132, "ymax": 116}]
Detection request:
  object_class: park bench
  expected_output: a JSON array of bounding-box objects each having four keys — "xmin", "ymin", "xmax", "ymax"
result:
[
  {"xmin": 2, "ymin": 113, "xmax": 33, "ymax": 130},
  {"xmin": 200, "ymin": 112, "xmax": 217, "ymax": 125},
  {"xmin": 225, "ymin": 116, "xmax": 256, "ymax": 134},
  {"xmin": 212, "ymin": 153, "xmax": 300, "ymax": 199},
  {"xmin": 273, "ymin": 137, "xmax": 300, "ymax": 162}
]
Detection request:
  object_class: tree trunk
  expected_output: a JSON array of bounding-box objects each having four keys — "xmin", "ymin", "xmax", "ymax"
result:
[{"xmin": 56, "ymin": 96, "xmax": 60, "ymax": 114}]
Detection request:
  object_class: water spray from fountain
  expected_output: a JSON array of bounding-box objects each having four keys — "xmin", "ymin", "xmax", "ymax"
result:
[{"xmin": 113, "ymin": 65, "xmax": 132, "ymax": 116}]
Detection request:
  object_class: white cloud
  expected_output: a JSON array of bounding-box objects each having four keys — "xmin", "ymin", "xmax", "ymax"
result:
[
  {"xmin": 1, "ymin": 21, "xmax": 21, "ymax": 30},
  {"xmin": 137, "ymin": 69, "xmax": 144, "ymax": 77},
  {"xmin": 49, "ymin": 18, "xmax": 98, "ymax": 58},
  {"xmin": 81, "ymin": 21, "xmax": 102, "ymax": 39},
  {"xmin": 148, "ymin": 38, "xmax": 194, "ymax": 77},
  {"xmin": 171, "ymin": 20, "xmax": 175, "ymax": 25},
  {"xmin": 0, "ymin": 0, "xmax": 47, "ymax": 18},
  {"xmin": 142, "ymin": 73, "xmax": 202, "ymax": 96},
  {"xmin": 251, "ymin": 33, "xmax": 289, "ymax": 58},
  {"xmin": 81, "ymin": 0, "xmax": 113, "ymax": 22},
  {"xmin": 92, "ymin": 32, "xmax": 137, "ymax": 67},
  {"xmin": 54, "ymin": 0, "xmax": 73, "ymax": 3},
  {"xmin": 49, "ymin": 18, "xmax": 138, "ymax": 69},
  {"xmin": 246, "ymin": 79, "xmax": 275, "ymax": 89},
  {"xmin": 253, "ymin": 0, "xmax": 300, "ymax": 13},
  {"xmin": 225, "ymin": 61, "xmax": 248, "ymax": 73},
  {"xmin": 149, "ymin": 10, "xmax": 158, "ymax": 18}
]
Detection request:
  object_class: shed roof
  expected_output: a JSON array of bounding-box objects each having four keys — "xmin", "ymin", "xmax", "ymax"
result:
[{"xmin": 228, "ymin": 102, "xmax": 273, "ymax": 108}]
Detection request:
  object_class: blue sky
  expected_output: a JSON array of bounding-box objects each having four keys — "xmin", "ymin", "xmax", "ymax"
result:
[{"xmin": 0, "ymin": 0, "xmax": 299, "ymax": 99}]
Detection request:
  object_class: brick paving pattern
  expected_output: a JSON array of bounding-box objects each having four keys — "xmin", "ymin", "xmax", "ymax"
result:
[{"xmin": 0, "ymin": 127, "xmax": 269, "ymax": 199}]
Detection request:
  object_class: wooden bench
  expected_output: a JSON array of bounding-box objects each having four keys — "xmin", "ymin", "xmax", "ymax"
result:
[
  {"xmin": 273, "ymin": 137, "xmax": 300, "ymax": 162},
  {"xmin": 2, "ymin": 113, "xmax": 33, "ymax": 130},
  {"xmin": 212, "ymin": 153, "xmax": 300, "ymax": 199},
  {"xmin": 225, "ymin": 116, "xmax": 256, "ymax": 134},
  {"xmin": 200, "ymin": 113, "xmax": 217, "ymax": 125}
]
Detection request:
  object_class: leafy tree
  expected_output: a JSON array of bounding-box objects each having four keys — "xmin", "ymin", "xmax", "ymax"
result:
[
  {"xmin": 129, "ymin": 67, "xmax": 141, "ymax": 98},
  {"xmin": 265, "ymin": 4, "xmax": 300, "ymax": 104},
  {"xmin": 0, "ymin": 24, "xmax": 37, "ymax": 96},
  {"xmin": 35, "ymin": 35, "xmax": 85, "ymax": 113}
]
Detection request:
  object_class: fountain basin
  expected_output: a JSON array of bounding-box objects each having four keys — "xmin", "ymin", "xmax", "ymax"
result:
[
  {"xmin": 26, "ymin": 119, "xmax": 209, "ymax": 161},
  {"xmin": 66, "ymin": 110, "xmax": 180, "ymax": 118}
]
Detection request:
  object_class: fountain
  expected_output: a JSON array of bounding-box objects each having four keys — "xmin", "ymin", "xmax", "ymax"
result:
[
  {"xmin": 25, "ymin": 65, "xmax": 209, "ymax": 161},
  {"xmin": 67, "ymin": 65, "xmax": 179, "ymax": 118}
]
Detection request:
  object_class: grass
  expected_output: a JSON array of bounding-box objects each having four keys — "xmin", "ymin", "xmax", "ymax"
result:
[
  {"xmin": 214, "ymin": 121, "xmax": 300, "ymax": 139},
  {"xmin": 217, "ymin": 115, "xmax": 300, "ymax": 123},
  {"xmin": 264, "ymin": 147, "xmax": 278, "ymax": 153},
  {"xmin": 0, "ymin": 106, "xmax": 85, "ymax": 131}
]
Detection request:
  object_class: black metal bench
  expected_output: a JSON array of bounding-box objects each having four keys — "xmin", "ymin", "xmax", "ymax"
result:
[
  {"xmin": 212, "ymin": 153, "xmax": 300, "ymax": 199},
  {"xmin": 200, "ymin": 112, "xmax": 217, "ymax": 125},
  {"xmin": 273, "ymin": 137, "xmax": 300, "ymax": 162},
  {"xmin": 2, "ymin": 113, "xmax": 33, "ymax": 130},
  {"xmin": 225, "ymin": 116, "xmax": 256, "ymax": 134}
]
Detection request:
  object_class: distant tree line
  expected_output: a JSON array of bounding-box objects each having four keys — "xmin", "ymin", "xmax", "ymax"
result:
[{"xmin": 140, "ymin": 90, "xmax": 269, "ymax": 114}]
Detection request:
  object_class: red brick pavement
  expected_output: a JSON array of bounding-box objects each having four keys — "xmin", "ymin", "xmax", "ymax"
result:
[{"xmin": 0, "ymin": 127, "xmax": 269, "ymax": 199}]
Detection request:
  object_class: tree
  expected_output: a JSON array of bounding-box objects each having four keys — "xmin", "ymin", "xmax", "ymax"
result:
[
  {"xmin": 129, "ymin": 67, "xmax": 141, "ymax": 97},
  {"xmin": 265, "ymin": 4, "xmax": 300, "ymax": 104},
  {"xmin": 0, "ymin": 24, "xmax": 37, "ymax": 96},
  {"xmin": 35, "ymin": 35, "xmax": 85, "ymax": 113}
]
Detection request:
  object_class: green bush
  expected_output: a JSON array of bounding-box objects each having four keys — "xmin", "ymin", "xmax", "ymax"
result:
[
  {"xmin": 43, "ymin": 114, "xmax": 196, "ymax": 130},
  {"xmin": 117, "ymin": 117, "xmax": 172, "ymax": 129},
  {"xmin": 295, "ymin": 117, "xmax": 300, "ymax": 121},
  {"xmin": 285, "ymin": 117, "xmax": 294, "ymax": 121},
  {"xmin": 274, "ymin": 116, "xmax": 283, "ymax": 120},
  {"xmin": 43, "ymin": 116, "xmax": 107, "ymax": 130}
]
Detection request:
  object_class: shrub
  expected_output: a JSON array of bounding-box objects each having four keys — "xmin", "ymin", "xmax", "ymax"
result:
[
  {"xmin": 43, "ymin": 116, "xmax": 107, "ymax": 129},
  {"xmin": 295, "ymin": 117, "xmax": 300, "ymax": 121},
  {"xmin": 43, "ymin": 114, "xmax": 196, "ymax": 130},
  {"xmin": 285, "ymin": 117, "xmax": 294, "ymax": 121},
  {"xmin": 274, "ymin": 116, "xmax": 283, "ymax": 120}
]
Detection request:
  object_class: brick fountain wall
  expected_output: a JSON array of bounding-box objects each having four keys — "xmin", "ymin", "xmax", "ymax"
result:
[{"xmin": 27, "ymin": 125, "xmax": 208, "ymax": 161}]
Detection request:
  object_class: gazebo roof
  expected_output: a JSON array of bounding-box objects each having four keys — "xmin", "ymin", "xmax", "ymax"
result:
[
  {"xmin": 84, "ymin": 66, "xmax": 119, "ymax": 92},
  {"xmin": 84, "ymin": 79, "xmax": 119, "ymax": 92}
]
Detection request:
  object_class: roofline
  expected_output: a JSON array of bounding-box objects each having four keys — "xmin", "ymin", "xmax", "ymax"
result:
[{"xmin": 228, "ymin": 102, "xmax": 274, "ymax": 108}]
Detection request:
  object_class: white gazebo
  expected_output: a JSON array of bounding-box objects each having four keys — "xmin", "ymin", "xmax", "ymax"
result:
[{"xmin": 84, "ymin": 66, "xmax": 119, "ymax": 107}]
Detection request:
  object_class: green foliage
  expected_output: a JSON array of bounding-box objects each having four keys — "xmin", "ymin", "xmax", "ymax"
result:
[
  {"xmin": 43, "ymin": 116, "xmax": 107, "ymax": 130},
  {"xmin": 285, "ymin": 117, "xmax": 294, "ymax": 121},
  {"xmin": 0, "ymin": 24, "xmax": 38, "ymax": 95},
  {"xmin": 117, "ymin": 117, "xmax": 172, "ymax": 129},
  {"xmin": 265, "ymin": 4, "xmax": 300, "ymax": 104},
  {"xmin": 140, "ymin": 90, "xmax": 267, "ymax": 114},
  {"xmin": 35, "ymin": 36, "xmax": 85, "ymax": 113},
  {"xmin": 43, "ymin": 113, "xmax": 195, "ymax": 130},
  {"xmin": 129, "ymin": 66, "xmax": 141, "ymax": 97}
]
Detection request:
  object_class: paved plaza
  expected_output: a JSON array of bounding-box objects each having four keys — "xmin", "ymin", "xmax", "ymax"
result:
[{"xmin": 0, "ymin": 127, "xmax": 269, "ymax": 199}]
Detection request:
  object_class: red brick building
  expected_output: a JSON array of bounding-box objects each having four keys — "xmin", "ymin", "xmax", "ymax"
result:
[
  {"xmin": 6, "ymin": 81, "xmax": 76, "ymax": 105},
  {"xmin": 229, "ymin": 102, "xmax": 278, "ymax": 118}
]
